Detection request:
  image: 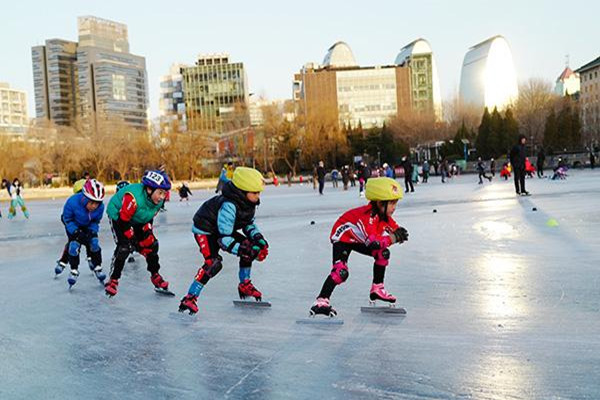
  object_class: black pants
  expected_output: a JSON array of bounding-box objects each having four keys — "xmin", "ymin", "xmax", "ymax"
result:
[
  {"xmin": 478, "ymin": 172, "xmax": 491, "ymax": 183},
  {"xmin": 537, "ymin": 164, "xmax": 544, "ymax": 177},
  {"xmin": 317, "ymin": 242, "xmax": 387, "ymax": 299},
  {"xmin": 404, "ymin": 175, "xmax": 414, "ymax": 192},
  {"xmin": 193, "ymin": 232, "xmax": 251, "ymax": 286},
  {"xmin": 109, "ymin": 219, "xmax": 160, "ymax": 280},
  {"xmin": 318, "ymin": 179, "xmax": 325, "ymax": 194},
  {"xmin": 513, "ymin": 168, "xmax": 526, "ymax": 194}
]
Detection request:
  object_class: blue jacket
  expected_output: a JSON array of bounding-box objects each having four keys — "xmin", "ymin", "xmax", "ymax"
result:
[{"xmin": 62, "ymin": 193, "xmax": 105, "ymax": 235}]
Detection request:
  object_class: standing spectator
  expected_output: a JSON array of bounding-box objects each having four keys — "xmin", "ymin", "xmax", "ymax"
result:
[
  {"xmin": 331, "ymin": 168, "xmax": 339, "ymax": 188},
  {"xmin": 490, "ymin": 158, "xmax": 496, "ymax": 177},
  {"xmin": 317, "ymin": 161, "xmax": 326, "ymax": 195},
  {"xmin": 422, "ymin": 160, "xmax": 430, "ymax": 183},
  {"xmin": 537, "ymin": 148, "xmax": 546, "ymax": 178},
  {"xmin": 383, "ymin": 163, "xmax": 393, "ymax": 178},
  {"xmin": 433, "ymin": 159, "xmax": 439, "ymax": 176},
  {"xmin": 216, "ymin": 162, "xmax": 234, "ymax": 193},
  {"xmin": 590, "ymin": 151, "xmax": 596, "ymax": 170},
  {"xmin": 440, "ymin": 158, "xmax": 449, "ymax": 183},
  {"xmin": 349, "ymin": 165, "xmax": 356, "ymax": 187},
  {"xmin": 510, "ymin": 135, "xmax": 529, "ymax": 195},
  {"xmin": 401, "ymin": 156, "xmax": 414, "ymax": 193},
  {"xmin": 341, "ymin": 166, "xmax": 350, "ymax": 190}
]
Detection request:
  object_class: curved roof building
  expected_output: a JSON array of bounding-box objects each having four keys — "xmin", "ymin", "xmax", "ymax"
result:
[
  {"xmin": 322, "ymin": 41, "xmax": 357, "ymax": 68},
  {"xmin": 459, "ymin": 35, "xmax": 518, "ymax": 111},
  {"xmin": 395, "ymin": 38, "xmax": 442, "ymax": 119}
]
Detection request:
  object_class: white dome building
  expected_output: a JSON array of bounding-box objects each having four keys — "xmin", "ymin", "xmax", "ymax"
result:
[
  {"xmin": 395, "ymin": 38, "xmax": 442, "ymax": 119},
  {"xmin": 322, "ymin": 41, "xmax": 357, "ymax": 68},
  {"xmin": 459, "ymin": 35, "xmax": 518, "ymax": 111}
]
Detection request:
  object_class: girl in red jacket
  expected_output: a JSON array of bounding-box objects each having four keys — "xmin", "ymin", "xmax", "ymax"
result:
[{"xmin": 310, "ymin": 177, "xmax": 409, "ymax": 317}]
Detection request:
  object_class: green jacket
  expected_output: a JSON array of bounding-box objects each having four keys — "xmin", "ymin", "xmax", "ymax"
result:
[{"xmin": 106, "ymin": 183, "xmax": 163, "ymax": 224}]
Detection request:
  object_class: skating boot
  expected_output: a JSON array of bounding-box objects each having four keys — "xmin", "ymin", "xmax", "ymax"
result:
[
  {"xmin": 178, "ymin": 294, "xmax": 198, "ymax": 315},
  {"xmin": 67, "ymin": 269, "xmax": 79, "ymax": 288},
  {"xmin": 87, "ymin": 259, "xmax": 106, "ymax": 283},
  {"xmin": 105, "ymin": 279, "xmax": 119, "ymax": 297},
  {"xmin": 238, "ymin": 279, "xmax": 262, "ymax": 301},
  {"xmin": 369, "ymin": 283, "xmax": 396, "ymax": 305},
  {"xmin": 55, "ymin": 260, "xmax": 68, "ymax": 276},
  {"xmin": 151, "ymin": 273, "xmax": 174, "ymax": 296},
  {"xmin": 310, "ymin": 297, "xmax": 337, "ymax": 317}
]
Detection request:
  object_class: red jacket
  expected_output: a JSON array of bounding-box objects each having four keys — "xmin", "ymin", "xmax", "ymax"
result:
[{"xmin": 330, "ymin": 204, "xmax": 398, "ymax": 245}]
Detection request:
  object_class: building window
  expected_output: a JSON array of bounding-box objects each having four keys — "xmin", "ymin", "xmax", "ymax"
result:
[{"xmin": 112, "ymin": 74, "xmax": 126, "ymax": 101}]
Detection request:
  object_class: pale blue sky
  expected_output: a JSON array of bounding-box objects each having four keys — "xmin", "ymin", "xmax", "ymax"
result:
[{"xmin": 2, "ymin": 0, "xmax": 598, "ymax": 118}]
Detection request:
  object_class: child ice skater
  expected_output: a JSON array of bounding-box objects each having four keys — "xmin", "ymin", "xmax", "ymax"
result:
[
  {"xmin": 179, "ymin": 167, "xmax": 269, "ymax": 315},
  {"xmin": 310, "ymin": 177, "xmax": 409, "ymax": 317}
]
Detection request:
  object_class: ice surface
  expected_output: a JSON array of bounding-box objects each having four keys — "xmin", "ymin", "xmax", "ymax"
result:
[{"xmin": 1, "ymin": 171, "xmax": 599, "ymax": 399}]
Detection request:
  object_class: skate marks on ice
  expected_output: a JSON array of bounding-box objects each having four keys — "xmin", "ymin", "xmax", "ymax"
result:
[{"xmin": 296, "ymin": 317, "xmax": 344, "ymax": 325}]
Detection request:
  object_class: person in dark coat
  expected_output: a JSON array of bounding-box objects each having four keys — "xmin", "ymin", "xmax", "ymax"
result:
[
  {"xmin": 317, "ymin": 161, "xmax": 326, "ymax": 195},
  {"xmin": 509, "ymin": 135, "xmax": 529, "ymax": 195},
  {"xmin": 590, "ymin": 152, "xmax": 596, "ymax": 170},
  {"xmin": 536, "ymin": 148, "xmax": 546, "ymax": 178},
  {"xmin": 401, "ymin": 156, "xmax": 414, "ymax": 193}
]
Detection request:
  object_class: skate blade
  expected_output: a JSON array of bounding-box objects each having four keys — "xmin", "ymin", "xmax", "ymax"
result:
[
  {"xmin": 233, "ymin": 300, "xmax": 271, "ymax": 307},
  {"xmin": 155, "ymin": 288, "xmax": 176, "ymax": 296},
  {"xmin": 361, "ymin": 306, "xmax": 407, "ymax": 314},
  {"xmin": 296, "ymin": 317, "xmax": 343, "ymax": 325}
]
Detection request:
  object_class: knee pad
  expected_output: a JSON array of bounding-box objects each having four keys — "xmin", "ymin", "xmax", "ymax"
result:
[
  {"xmin": 89, "ymin": 236, "xmax": 101, "ymax": 253},
  {"xmin": 330, "ymin": 261, "xmax": 349, "ymax": 285},
  {"xmin": 202, "ymin": 256, "xmax": 223, "ymax": 279},
  {"xmin": 373, "ymin": 248, "xmax": 390, "ymax": 267},
  {"xmin": 139, "ymin": 240, "xmax": 159, "ymax": 257},
  {"xmin": 68, "ymin": 240, "xmax": 81, "ymax": 257}
]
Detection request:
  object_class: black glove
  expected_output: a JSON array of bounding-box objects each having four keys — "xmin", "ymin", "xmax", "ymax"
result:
[
  {"xmin": 392, "ymin": 227, "xmax": 409, "ymax": 244},
  {"xmin": 238, "ymin": 239, "xmax": 260, "ymax": 263},
  {"xmin": 252, "ymin": 233, "xmax": 269, "ymax": 250}
]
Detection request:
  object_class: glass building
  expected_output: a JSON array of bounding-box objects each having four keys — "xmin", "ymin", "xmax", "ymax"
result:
[
  {"xmin": 459, "ymin": 35, "xmax": 518, "ymax": 111},
  {"xmin": 159, "ymin": 64, "xmax": 186, "ymax": 132},
  {"xmin": 31, "ymin": 16, "xmax": 148, "ymax": 130},
  {"xmin": 294, "ymin": 41, "xmax": 411, "ymax": 129},
  {"xmin": 395, "ymin": 38, "xmax": 442, "ymax": 120},
  {"xmin": 0, "ymin": 82, "xmax": 28, "ymax": 136},
  {"xmin": 31, "ymin": 39, "xmax": 79, "ymax": 126},
  {"xmin": 181, "ymin": 54, "xmax": 249, "ymax": 133}
]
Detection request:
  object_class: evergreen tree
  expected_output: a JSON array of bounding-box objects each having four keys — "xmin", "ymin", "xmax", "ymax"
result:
[
  {"xmin": 503, "ymin": 107, "xmax": 520, "ymax": 156},
  {"xmin": 543, "ymin": 108, "xmax": 558, "ymax": 153},
  {"xmin": 489, "ymin": 107, "xmax": 503, "ymax": 158},
  {"xmin": 476, "ymin": 108, "xmax": 491, "ymax": 158}
]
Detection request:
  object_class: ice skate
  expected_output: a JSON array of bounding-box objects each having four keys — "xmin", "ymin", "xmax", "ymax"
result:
[
  {"xmin": 151, "ymin": 273, "xmax": 175, "ymax": 296},
  {"xmin": 309, "ymin": 297, "xmax": 337, "ymax": 317},
  {"xmin": 87, "ymin": 259, "xmax": 106, "ymax": 283},
  {"xmin": 105, "ymin": 278, "xmax": 119, "ymax": 297},
  {"xmin": 237, "ymin": 279, "xmax": 262, "ymax": 302},
  {"xmin": 179, "ymin": 294, "xmax": 198, "ymax": 315},
  {"xmin": 361, "ymin": 284, "xmax": 406, "ymax": 314},
  {"xmin": 54, "ymin": 260, "xmax": 68, "ymax": 276},
  {"xmin": 67, "ymin": 269, "xmax": 79, "ymax": 288}
]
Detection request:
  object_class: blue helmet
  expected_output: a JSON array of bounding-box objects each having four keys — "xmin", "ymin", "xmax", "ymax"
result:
[{"xmin": 142, "ymin": 170, "xmax": 171, "ymax": 190}]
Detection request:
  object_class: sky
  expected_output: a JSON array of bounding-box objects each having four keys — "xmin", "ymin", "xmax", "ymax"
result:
[{"xmin": 2, "ymin": 0, "xmax": 599, "ymax": 119}]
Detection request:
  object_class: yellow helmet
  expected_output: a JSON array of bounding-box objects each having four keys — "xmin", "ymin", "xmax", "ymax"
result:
[
  {"xmin": 365, "ymin": 177, "xmax": 403, "ymax": 201},
  {"xmin": 232, "ymin": 167, "xmax": 264, "ymax": 192},
  {"xmin": 73, "ymin": 179, "xmax": 86, "ymax": 194}
]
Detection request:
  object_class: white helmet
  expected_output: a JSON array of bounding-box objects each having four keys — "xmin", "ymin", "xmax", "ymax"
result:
[{"xmin": 82, "ymin": 179, "xmax": 105, "ymax": 202}]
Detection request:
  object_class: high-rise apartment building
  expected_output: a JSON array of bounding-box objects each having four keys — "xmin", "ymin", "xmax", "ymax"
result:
[
  {"xmin": 395, "ymin": 38, "xmax": 442, "ymax": 120},
  {"xmin": 159, "ymin": 64, "xmax": 186, "ymax": 131},
  {"xmin": 0, "ymin": 83, "xmax": 29, "ymax": 136},
  {"xmin": 181, "ymin": 54, "xmax": 249, "ymax": 133},
  {"xmin": 31, "ymin": 16, "xmax": 148, "ymax": 129},
  {"xmin": 576, "ymin": 56, "xmax": 600, "ymax": 143},
  {"xmin": 31, "ymin": 39, "xmax": 78, "ymax": 126}
]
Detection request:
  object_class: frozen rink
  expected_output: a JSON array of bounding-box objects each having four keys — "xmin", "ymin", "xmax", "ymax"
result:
[{"xmin": 1, "ymin": 170, "xmax": 599, "ymax": 399}]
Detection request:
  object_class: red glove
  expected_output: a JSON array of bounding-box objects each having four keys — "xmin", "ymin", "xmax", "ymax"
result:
[
  {"xmin": 257, "ymin": 247, "xmax": 269, "ymax": 262},
  {"xmin": 123, "ymin": 227, "xmax": 134, "ymax": 240}
]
